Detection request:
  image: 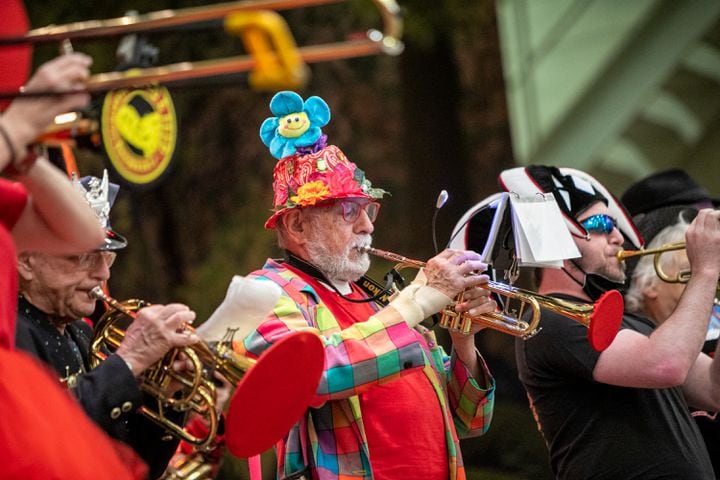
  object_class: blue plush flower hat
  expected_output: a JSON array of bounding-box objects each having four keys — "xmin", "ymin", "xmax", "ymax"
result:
[{"xmin": 260, "ymin": 91, "xmax": 388, "ymax": 229}]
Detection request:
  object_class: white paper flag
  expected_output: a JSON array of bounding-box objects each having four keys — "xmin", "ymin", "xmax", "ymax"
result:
[{"xmin": 509, "ymin": 193, "xmax": 580, "ymax": 267}]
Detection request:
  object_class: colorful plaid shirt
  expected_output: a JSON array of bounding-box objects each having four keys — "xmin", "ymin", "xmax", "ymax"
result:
[{"xmin": 237, "ymin": 260, "xmax": 495, "ymax": 480}]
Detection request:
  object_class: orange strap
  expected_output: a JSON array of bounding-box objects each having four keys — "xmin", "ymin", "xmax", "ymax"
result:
[{"xmin": 60, "ymin": 143, "xmax": 79, "ymax": 177}]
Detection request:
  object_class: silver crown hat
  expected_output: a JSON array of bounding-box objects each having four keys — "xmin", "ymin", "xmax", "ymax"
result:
[{"xmin": 72, "ymin": 169, "xmax": 128, "ymax": 250}]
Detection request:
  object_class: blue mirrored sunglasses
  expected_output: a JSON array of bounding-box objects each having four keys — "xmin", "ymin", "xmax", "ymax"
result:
[{"xmin": 580, "ymin": 214, "xmax": 617, "ymax": 234}]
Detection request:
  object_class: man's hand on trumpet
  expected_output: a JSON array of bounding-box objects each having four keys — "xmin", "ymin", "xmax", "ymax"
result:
[
  {"xmin": 116, "ymin": 304, "xmax": 199, "ymax": 376},
  {"xmin": 685, "ymin": 208, "xmax": 720, "ymax": 283},
  {"xmin": 423, "ymin": 249, "xmax": 491, "ymax": 300},
  {"xmin": 422, "ymin": 249, "xmax": 496, "ymax": 384}
]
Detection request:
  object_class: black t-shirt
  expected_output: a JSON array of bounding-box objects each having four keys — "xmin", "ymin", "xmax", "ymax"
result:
[{"xmin": 515, "ymin": 294, "xmax": 715, "ymax": 479}]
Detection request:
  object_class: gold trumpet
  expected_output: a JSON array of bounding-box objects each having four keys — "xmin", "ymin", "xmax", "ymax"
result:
[
  {"xmin": 89, "ymin": 286, "xmax": 253, "ymax": 451},
  {"xmin": 0, "ymin": 0, "xmax": 403, "ymax": 96},
  {"xmin": 617, "ymin": 242, "xmax": 689, "ymax": 284},
  {"xmin": 359, "ymin": 246, "xmax": 624, "ymax": 351}
]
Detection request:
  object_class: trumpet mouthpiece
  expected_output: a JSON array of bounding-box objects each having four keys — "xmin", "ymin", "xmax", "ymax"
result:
[{"xmin": 89, "ymin": 286, "xmax": 105, "ymax": 300}]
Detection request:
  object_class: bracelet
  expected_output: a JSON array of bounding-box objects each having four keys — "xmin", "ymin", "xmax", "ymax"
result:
[{"xmin": 0, "ymin": 121, "xmax": 37, "ymax": 176}]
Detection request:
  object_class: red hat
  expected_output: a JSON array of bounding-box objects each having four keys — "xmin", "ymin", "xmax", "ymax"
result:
[{"xmin": 261, "ymin": 91, "xmax": 387, "ymax": 229}]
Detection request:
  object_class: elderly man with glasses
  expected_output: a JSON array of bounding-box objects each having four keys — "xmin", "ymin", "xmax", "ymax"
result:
[
  {"xmin": 14, "ymin": 170, "xmax": 200, "ymax": 479},
  {"xmin": 498, "ymin": 165, "xmax": 720, "ymax": 480},
  {"xmin": 232, "ymin": 92, "xmax": 498, "ymax": 480}
]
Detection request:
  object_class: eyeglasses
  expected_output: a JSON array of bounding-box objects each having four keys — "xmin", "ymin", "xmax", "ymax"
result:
[
  {"xmin": 580, "ymin": 214, "xmax": 617, "ymax": 234},
  {"xmin": 63, "ymin": 251, "xmax": 117, "ymax": 271},
  {"xmin": 337, "ymin": 200, "xmax": 381, "ymax": 223}
]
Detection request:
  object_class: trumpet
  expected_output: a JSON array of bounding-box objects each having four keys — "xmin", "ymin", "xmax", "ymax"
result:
[
  {"xmin": 0, "ymin": 0, "xmax": 403, "ymax": 96},
  {"xmin": 89, "ymin": 286, "xmax": 326, "ymax": 457},
  {"xmin": 617, "ymin": 242, "xmax": 689, "ymax": 284},
  {"xmin": 359, "ymin": 246, "xmax": 624, "ymax": 351}
]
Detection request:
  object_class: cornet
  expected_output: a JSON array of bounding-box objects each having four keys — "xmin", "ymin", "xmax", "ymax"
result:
[
  {"xmin": 359, "ymin": 246, "xmax": 624, "ymax": 352},
  {"xmin": 89, "ymin": 287, "xmax": 325, "ymax": 458}
]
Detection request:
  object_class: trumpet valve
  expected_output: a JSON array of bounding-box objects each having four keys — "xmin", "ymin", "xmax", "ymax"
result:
[{"xmin": 438, "ymin": 303, "xmax": 473, "ymax": 335}]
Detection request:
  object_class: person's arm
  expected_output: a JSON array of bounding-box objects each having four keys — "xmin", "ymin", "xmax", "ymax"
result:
[
  {"xmin": 0, "ymin": 53, "xmax": 91, "ymax": 172},
  {"xmin": 594, "ymin": 209, "xmax": 720, "ymax": 388},
  {"xmin": 10, "ymin": 158, "xmax": 105, "ymax": 253},
  {"xmin": 2, "ymin": 53, "xmax": 104, "ymax": 253},
  {"xmin": 681, "ymin": 341, "xmax": 720, "ymax": 411}
]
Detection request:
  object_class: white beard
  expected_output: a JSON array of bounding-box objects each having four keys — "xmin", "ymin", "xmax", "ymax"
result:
[{"xmin": 305, "ymin": 233, "xmax": 372, "ymax": 283}]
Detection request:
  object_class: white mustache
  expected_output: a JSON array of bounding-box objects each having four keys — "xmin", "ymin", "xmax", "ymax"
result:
[{"xmin": 352, "ymin": 235, "xmax": 372, "ymax": 253}]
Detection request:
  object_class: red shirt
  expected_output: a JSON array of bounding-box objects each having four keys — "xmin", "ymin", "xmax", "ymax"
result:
[
  {"xmin": 289, "ymin": 266, "xmax": 449, "ymax": 480},
  {"xmin": 0, "ymin": 179, "xmax": 27, "ymax": 348}
]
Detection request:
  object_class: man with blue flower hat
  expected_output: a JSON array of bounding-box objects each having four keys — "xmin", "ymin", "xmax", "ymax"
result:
[
  {"xmin": 14, "ymin": 169, "xmax": 203, "ymax": 479},
  {"xmin": 235, "ymin": 91, "xmax": 498, "ymax": 480}
]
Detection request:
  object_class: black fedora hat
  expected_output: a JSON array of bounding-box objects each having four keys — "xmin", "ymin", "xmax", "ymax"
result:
[{"xmin": 621, "ymin": 169, "xmax": 719, "ymax": 217}]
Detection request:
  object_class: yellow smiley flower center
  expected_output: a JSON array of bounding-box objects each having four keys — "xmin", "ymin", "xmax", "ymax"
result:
[{"xmin": 278, "ymin": 111, "xmax": 310, "ymax": 138}]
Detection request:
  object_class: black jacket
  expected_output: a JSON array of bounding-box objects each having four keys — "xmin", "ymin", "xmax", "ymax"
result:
[{"xmin": 15, "ymin": 296, "xmax": 181, "ymax": 479}]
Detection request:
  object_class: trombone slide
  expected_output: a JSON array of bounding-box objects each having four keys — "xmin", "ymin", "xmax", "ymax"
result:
[{"xmin": 0, "ymin": 0, "xmax": 403, "ymax": 96}]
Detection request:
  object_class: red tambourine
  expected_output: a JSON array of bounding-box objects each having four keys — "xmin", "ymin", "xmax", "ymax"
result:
[
  {"xmin": 587, "ymin": 289, "xmax": 624, "ymax": 352},
  {"xmin": 224, "ymin": 331, "xmax": 325, "ymax": 458}
]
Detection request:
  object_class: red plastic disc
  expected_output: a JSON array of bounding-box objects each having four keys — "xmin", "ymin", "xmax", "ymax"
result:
[
  {"xmin": 224, "ymin": 331, "xmax": 325, "ymax": 458},
  {"xmin": 587, "ymin": 289, "xmax": 624, "ymax": 351},
  {"xmin": 0, "ymin": 0, "xmax": 31, "ymax": 110}
]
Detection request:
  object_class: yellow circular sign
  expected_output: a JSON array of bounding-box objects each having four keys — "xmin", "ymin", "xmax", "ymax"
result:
[{"xmin": 101, "ymin": 87, "xmax": 177, "ymax": 186}]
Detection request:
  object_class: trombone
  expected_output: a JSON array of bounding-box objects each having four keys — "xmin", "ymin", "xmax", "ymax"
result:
[
  {"xmin": 617, "ymin": 242, "xmax": 690, "ymax": 284},
  {"xmin": 359, "ymin": 246, "xmax": 624, "ymax": 351},
  {"xmin": 0, "ymin": 0, "xmax": 403, "ymax": 96}
]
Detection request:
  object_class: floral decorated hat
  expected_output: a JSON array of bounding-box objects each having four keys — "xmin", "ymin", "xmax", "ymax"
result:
[{"xmin": 260, "ymin": 91, "xmax": 388, "ymax": 229}]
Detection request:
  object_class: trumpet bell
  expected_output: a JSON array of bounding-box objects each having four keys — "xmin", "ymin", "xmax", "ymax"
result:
[
  {"xmin": 582, "ymin": 290, "xmax": 623, "ymax": 351},
  {"xmin": 225, "ymin": 331, "xmax": 325, "ymax": 458}
]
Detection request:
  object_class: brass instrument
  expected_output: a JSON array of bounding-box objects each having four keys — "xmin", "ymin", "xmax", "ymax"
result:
[
  {"xmin": 617, "ymin": 241, "xmax": 689, "ymax": 284},
  {"xmin": 89, "ymin": 287, "xmax": 249, "ymax": 451},
  {"xmin": 359, "ymin": 246, "xmax": 624, "ymax": 351},
  {"xmin": 88, "ymin": 286, "xmax": 327, "ymax": 458},
  {"xmin": 161, "ymin": 452, "xmax": 214, "ymax": 480},
  {"xmin": 0, "ymin": 0, "xmax": 403, "ymax": 96}
]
